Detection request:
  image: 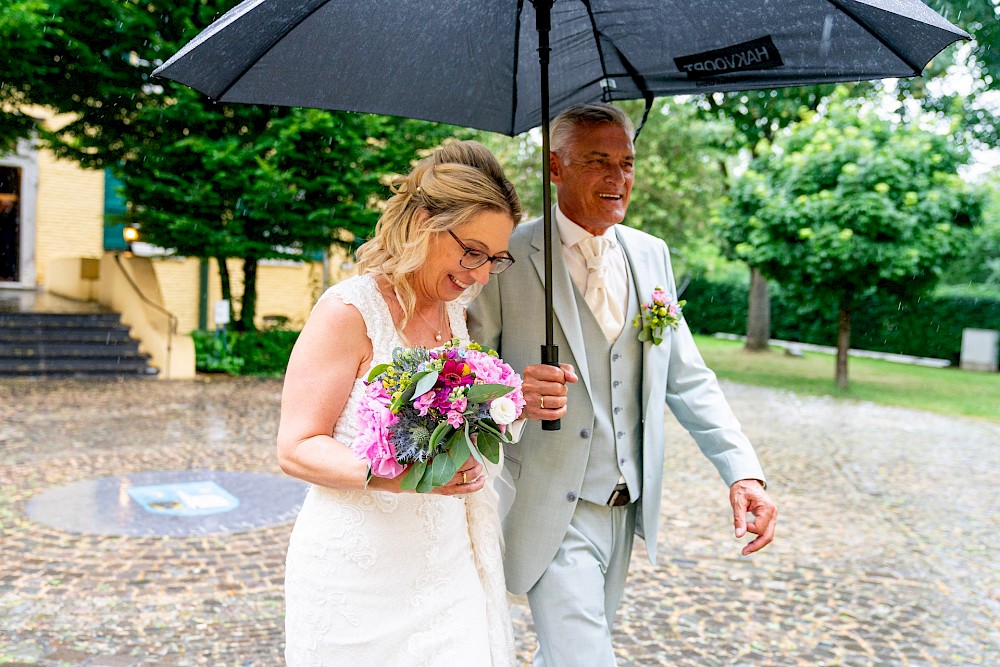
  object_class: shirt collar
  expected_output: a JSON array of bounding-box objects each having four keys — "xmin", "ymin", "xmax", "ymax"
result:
[{"xmin": 555, "ymin": 206, "xmax": 618, "ymax": 250}]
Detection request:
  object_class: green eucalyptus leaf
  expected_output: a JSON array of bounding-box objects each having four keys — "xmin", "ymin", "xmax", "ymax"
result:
[
  {"xmin": 366, "ymin": 363, "xmax": 390, "ymax": 382},
  {"xmin": 415, "ymin": 461, "xmax": 436, "ymax": 493},
  {"xmin": 466, "ymin": 421, "xmax": 485, "ymax": 464},
  {"xmin": 430, "ymin": 453, "xmax": 456, "ymax": 487},
  {"xmin": 476, "ymin": 429, "xmax": 501, "ymax": 464},
  {"xmin": 428, "ymin": 421, "xmax": 452, "ymax": 450},
  {"xmin": 448, "ymin": 429, "xmax": 471, "ymax": 469},
  {"xmin": 400, "ymin": 460, "xmax": 426, "ymax": 491},
  {"xmin": 465, "ymin": 383, "xmax": 514, "ymax": 403},
  {"xmin": 410, "ymin": 370, "xmax": 439, "ymax": 402}
]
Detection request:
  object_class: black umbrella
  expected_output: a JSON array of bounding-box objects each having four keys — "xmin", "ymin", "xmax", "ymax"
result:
[{"xmin": 154, "ymin": 0, "xmax": 968, "ymax": 428}]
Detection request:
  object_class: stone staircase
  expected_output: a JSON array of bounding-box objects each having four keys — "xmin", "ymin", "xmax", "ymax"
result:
[{"xmin": 0, "ymin": 311, "xmax": 157, "ymax": 378}]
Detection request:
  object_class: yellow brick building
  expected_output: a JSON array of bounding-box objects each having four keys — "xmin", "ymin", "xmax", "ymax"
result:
[{"xmin": 1, "ymin": 140, "xmax": 356, "ymax": 377}]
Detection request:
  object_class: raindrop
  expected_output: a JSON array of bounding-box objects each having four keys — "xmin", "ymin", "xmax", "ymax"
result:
[{"xmin": 820, "ymin": 15, "xmax": 834, "ymax": 58}]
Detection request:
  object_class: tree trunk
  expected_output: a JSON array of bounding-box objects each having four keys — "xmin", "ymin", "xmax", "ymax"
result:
[
  {"xmin": 240, "ymin": 256, "xmax": 258, "ymax": 332},
  {"xmin": 745, "ymin": 266, "xmax": 771, "ymax": 351},
  {"xmin": 836, "ymin": 306, "xmax": 851, "ymax": 391},
  {"xmin": 215, "ymin": 256, "xmax": 234, "ymax": 325}
]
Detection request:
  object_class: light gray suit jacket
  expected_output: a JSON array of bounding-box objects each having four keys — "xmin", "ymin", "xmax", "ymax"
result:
[{"xmin": 468, "ymin": 214, "xmax": 766, "ymax": 595}]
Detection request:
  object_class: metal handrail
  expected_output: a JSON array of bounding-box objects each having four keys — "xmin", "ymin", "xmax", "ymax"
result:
[{"xmin": 112, "ymin": 253, "xmax": 178, "ymax": 379}]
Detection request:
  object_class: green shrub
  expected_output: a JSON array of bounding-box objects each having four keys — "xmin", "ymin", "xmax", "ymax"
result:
[
  {"xmin": 191, "ymin": 329, "xmax": 245, "ymax": 375},
  {"xmin": 682, "ymin": 277, "xmax": 1000, "ymax": 364},
  {"xmin": 231, "ymin": 329, "xmax": 299, "ymax": 376},
  {"xmin": 191, "ymin": 328, "xmax": 299, "ymax": 376}
]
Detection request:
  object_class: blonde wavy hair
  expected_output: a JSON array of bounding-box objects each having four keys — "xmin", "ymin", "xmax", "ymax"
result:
[{"xmin": 355, "ymin": 140, "xmax": 522, "ymax": 328}]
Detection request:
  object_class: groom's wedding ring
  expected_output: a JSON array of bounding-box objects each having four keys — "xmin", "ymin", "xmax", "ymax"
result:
[
  {"xmin": 540, "ymin": 396, "xmax": 545, "ymax": 409},
  {"xmin": 462, "ymin": 471, "xmax": 468, "ymax": 484}
]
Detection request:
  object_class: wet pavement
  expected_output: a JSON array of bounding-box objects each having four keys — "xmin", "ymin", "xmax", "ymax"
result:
[{"xmin": 1, "ymin": 376, "xmax": 998, "ymax": 666}]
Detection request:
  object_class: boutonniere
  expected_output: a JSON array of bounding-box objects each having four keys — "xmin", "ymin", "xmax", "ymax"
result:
[{"xmin": 633, "ymin": 287, "xmax": 685, "ymax": 345}]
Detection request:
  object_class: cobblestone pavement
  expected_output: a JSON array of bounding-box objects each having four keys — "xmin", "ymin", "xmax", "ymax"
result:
[{"xmin": 1, "ymin": 377, "xmax": 998, "ymax": 666}]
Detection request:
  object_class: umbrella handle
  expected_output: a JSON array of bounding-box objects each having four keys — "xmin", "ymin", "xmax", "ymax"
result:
[{"xmin": 541, "ymin": 344, "xmax": 561, "ymax": 431}]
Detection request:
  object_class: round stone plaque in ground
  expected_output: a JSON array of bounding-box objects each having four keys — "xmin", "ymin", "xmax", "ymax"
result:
[{"xmin": 26, "ymin": 470, "xmax": 310, "ymax": 536}]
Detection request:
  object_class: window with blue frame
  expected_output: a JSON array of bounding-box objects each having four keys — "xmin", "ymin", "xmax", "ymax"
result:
[{"xmin": 103, "ymin": 169, "xmax": 130, "ymax": 251}]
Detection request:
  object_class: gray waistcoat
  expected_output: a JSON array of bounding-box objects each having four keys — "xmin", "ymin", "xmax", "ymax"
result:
[{"xmin": 575, "ymin": 268, "xmax": 644, "ymax": 505}]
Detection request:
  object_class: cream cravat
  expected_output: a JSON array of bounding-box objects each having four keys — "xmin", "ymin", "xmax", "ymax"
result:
[{"xmin": 578, "ymin": 235, "xmax": 625, "ymax": 342}]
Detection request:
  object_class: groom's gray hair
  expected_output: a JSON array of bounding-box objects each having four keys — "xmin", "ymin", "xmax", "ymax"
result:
[{"xmin": 550, "ymin": 103, "xmax": 634, "ymax": 158}]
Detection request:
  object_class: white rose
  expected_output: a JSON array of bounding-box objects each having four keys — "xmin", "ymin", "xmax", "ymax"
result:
[{"xmin": 488, "ymin": 396, "xmax": 517, "ymax": 425}]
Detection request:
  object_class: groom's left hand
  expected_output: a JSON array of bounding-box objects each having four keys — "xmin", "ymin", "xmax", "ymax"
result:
[{"xmin": 729, "ymin": 479, "xmax": 777, "ymax": 555}]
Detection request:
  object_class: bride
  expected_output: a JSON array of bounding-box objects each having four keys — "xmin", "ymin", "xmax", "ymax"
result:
[{"xmin": 277, "ymin": 141, "xmax": 523, "ymax": 666}]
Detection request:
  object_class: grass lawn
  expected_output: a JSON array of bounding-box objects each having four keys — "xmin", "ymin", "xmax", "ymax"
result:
[{"xmin": 693, "ymin": 335, "xmax": 1000, "ymax": 423}]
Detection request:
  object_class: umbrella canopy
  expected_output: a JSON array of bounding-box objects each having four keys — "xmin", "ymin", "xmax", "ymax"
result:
[
  {"xmin": 154, "ymin": 0, "xmax": 969, "ymax": 136},
  {"xmin": 154, "ymin": 0, "xmax": 968, "ymax": 428}
]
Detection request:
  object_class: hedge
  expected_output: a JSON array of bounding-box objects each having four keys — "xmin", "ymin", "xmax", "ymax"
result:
[
  {"xmin": 190, "ymin": 280, "xmax": 998, "ymax": 375},
  {"xmin": 682, "ymin": 277, "xmax": 1000, "ymax": 364},
  {"xmin": 192, "ymin": 328, "xmax": 300, "ymax": 377}
]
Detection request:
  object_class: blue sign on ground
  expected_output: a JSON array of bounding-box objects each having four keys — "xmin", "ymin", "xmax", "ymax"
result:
[
  {"xmin": 127, "ymin": 481, "xmax": 239, "ymax": 516},
  {"xmin": 28, "ymin": 470, "xmax": 308, "ymax": 536}
]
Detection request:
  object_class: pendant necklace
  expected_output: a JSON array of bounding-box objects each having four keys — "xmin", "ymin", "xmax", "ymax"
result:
[{"xmin": 415, "ymin": 303, "xmax": 447, "ymax": 342}]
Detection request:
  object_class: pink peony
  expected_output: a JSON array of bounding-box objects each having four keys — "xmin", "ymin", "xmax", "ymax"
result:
[{"xmin": 353, "ymin": 394, "xmax": 405, "ymax": 478}]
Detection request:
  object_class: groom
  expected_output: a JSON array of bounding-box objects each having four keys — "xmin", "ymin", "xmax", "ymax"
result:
[{"xmin": 468, "ymin": 103, "xmax": 777, "ymax": 666}]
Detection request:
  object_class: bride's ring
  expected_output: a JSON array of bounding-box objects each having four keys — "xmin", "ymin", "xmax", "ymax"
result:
[
  {"xmin": 540, "ymin": 396, "xmax": 545, "ymax": 410},
  {"xmin": 462, "ymin": 471, "xmax": 467, "ymax": 484}
]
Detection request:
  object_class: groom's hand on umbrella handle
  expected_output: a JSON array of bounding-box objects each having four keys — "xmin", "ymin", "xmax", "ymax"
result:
[{"xmin": 521, "ymin": 363, "xmax": 577, "ymax": 421}]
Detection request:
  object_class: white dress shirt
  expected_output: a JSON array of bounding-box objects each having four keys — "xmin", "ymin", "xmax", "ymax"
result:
[{"xmin": 555, "ymin": 206, "xmax": 629, "ymax": 340}]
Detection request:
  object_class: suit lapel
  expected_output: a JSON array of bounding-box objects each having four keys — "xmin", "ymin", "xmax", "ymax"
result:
[
  {"xmin": 617, "ymin": 227, "xmax": 662, "ymax": 416},
  {"xmin": 529, "ymin": 210, "xmax": 592, "ymax": 398}
]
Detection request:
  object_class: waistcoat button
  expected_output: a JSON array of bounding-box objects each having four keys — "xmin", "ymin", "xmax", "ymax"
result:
[
  {"xmin": 567, "ymin": 492, "xmax": 578, "ymax": 502},
  {"xmin": 579, "ymin": 429, "xmax": 591, "ymax": 438}
]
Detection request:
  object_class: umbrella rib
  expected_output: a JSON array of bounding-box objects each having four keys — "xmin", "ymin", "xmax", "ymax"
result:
[
  {"xmin": 582, "ymin": 0, "xmax": 654, "ymax": 140},
  {"xmin": 510, "ymin": 0, "xmax": 525, "ymax": 136},
  {"xmin": 214, "ymin": 0, "xmax": 335, "ymax": 102},
  {"xmin": 823, "ymin": 0, "xmax": 923, "ymax": 75},
  {"xmin": 581, "ymin": 0, "xmax": 613, "ymax": 100},
  {"xmin": 606, "ymin": 43, "xmax": 654, "ymax": 140}
]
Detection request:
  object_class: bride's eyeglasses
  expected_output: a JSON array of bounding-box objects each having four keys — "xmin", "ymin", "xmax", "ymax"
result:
[{"xmin": 448, "ymin": 230, "xmax": 515, "ymax": 275}]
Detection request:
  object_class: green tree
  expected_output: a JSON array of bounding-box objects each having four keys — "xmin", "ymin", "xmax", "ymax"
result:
[
  {"xmin": 944, "ymin": 175, "xmax": 1000, "ymax": 286},
  {"xmin": 0, "ymin": 0, "xmax": 55, "ymax": 153},
  {"xmin": 721, "ymin": 100, "xmax": 980, "ymax": 389},
  {"xmin": 1, "ymin": 0, "xmax": 242, "ymax": 167},
  {"xmin": 3, "ymin": 0, "xmax": 461, "ymax": 329},
  {"xmin": 692, "ymin": 84, "xmax": 870, "ymax": 350},
  {"xmin": 117, "ymin": 94, "xmax": 458, "ymax": 329},
  {"xmin": 621, "ymin": 100, "xmax": 732, "ymax": 270}
]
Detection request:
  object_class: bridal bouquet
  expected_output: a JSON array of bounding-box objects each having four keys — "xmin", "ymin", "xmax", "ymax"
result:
[{"xmin": 353, "ymin": 339, "xmax": 524, "ymax": 492}]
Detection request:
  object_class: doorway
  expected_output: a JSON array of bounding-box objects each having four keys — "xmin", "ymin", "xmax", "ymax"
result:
[{"xmin": 0, "ymin": 167, "xmax": 20, "ymax": 282}]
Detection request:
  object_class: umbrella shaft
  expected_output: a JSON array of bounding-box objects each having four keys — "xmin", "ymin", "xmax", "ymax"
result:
[{"xmin": 534, "ymin": 0, "xmax": 560, "ymax": 431}]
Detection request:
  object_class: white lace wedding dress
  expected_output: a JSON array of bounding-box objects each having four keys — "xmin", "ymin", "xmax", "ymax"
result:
[{"xmin": 284, "ymin": 274, "xmax": 514, "ymax": 666}]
